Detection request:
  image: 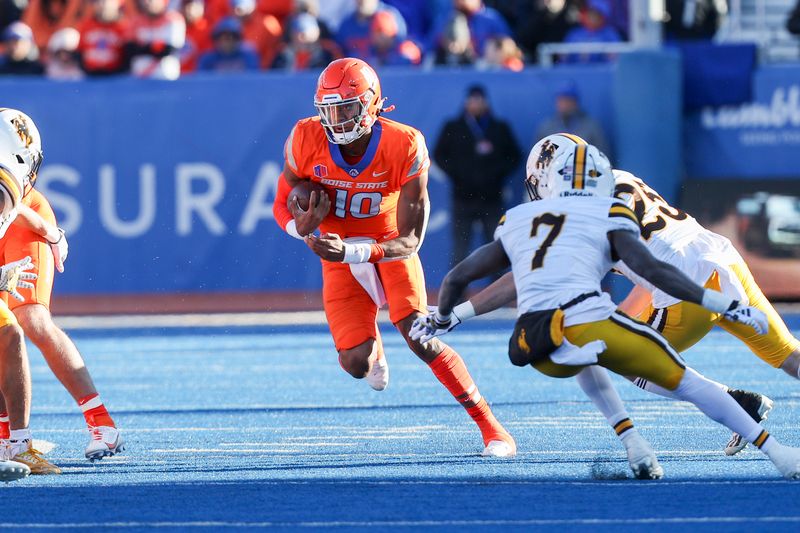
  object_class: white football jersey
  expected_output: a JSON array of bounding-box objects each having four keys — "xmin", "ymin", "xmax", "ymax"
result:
[
  {"xmin": 612, "ymin": 170, "xmax": 747, "ymax": 308},
  {"xmin": 495, "ymin": 195, "xmax": 640, "ymax": 326}
]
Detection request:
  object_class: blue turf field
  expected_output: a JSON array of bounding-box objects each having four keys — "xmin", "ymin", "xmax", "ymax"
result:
[{"xmin": 3, "ymin": 318, "xmax": 800, "ymax": 531}]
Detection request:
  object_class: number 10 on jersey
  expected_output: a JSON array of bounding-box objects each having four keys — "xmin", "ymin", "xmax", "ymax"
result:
[{"xmin": 333, "ymin": 189, "xmax": 383, "ymax": 219}]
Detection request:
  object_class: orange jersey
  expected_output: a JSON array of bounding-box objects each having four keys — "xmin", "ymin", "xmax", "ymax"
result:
[
  {"xmin": 0, "ymin": 188, "xmax": 57, "ymax": 310},
  {"xmin": 283, "ymin": 116, "xmax": 430, "ymax": 241}
]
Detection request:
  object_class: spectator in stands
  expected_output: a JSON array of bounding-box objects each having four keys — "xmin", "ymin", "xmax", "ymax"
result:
[
  {"xmin": 1, "ymin": 0, "xmax": 26, "ymax": 35},
  {"xmin": 317, "ymin": 0, "xmax": 354, "ymax": 32},
  {"xmin": 181, "ymin": 0, "xmax": 213, "ymax": 73},
  {"xmin": 365, "ymin": 10, "xmax": 420, "ymax": 66},
  {"xmin": 383, "ymin": 0, "xmax": 449, "ymax": 45},
  {"xmin": 271, "ymin": 12, "xmax": 340, "ymax": 70},
  {"xmin": 22, "ymin": 0, "xmax": 83, "ymax": 51},
  {"xmin": 198, "ymin": 16, "xmax": 259, "ymax": 71},
  {"xmin": 77, "ymin": 0, "xmax": 131, "ymax": 77},
  {"xmin": 433, "ymin": 11, "xmax": 476, "ymax": 67},
  {"xmin": 0, "ymin": 22, "xmax": 45, "ymax": 75},
  {"xmin": 480, "ymin": 35, "xmax": 523, "ymax": 71},
  {"xmin": 233, "ymin": 0, "xmax": 282, "ymax": 68},
  {"xmin": 516, "ymin": 0, "xmax": 579, "ymax": 63},
  {"xmin": 430, "ymin": 0, "xmax": 511, "ymax": 57},
  {"xmin": 433, "ymin": 84, "xmax": 521, "ymax": 266},
  {"xmin": 129, "ymin": 0, "xmax": 186, "ymax": 80},
  {"xmin": 291, "ymin": 0, "xmax": 335, "ymax": 41},
  {"xmin": 562, "ymin": 0, "xmax": 622, "ymax": 63},
  {"xmin": 664, "ymin": 0, "xmax": 723, "ymax": 41},
  {"xmin": 45, "ymin": 26, "xmax": 83, "ymax": 79},
  {"xmin": 336, "ymin": 0, "xmax": 407, "ymax": 59},
  {"xmin": 535, "ymin": 81, "xmax": 611, "ymax": 159}
]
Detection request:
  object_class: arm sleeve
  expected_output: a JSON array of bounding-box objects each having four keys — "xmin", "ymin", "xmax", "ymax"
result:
[
  {"xmin": 272, "ymin": 173, "xmax": 293, "ymax": 231},
  {"xmin": 401, "ymin": 129, "xmax": 431, "ymax": 185}
]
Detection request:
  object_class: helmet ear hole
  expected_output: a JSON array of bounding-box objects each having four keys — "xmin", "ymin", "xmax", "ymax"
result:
[{"xmin": 15, "ymin": 155, "xmax": 23, "ymax": 164}]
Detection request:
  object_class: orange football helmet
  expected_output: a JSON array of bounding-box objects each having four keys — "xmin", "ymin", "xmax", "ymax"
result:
[{"xmin": 314, "ymin": 58, "xmax": 388, "ymax": 145}]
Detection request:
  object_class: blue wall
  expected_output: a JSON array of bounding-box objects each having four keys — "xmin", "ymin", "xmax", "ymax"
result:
[
  {"xmin": 684, "ymin": 64, "xmax": 800, "ymax": 180},
  {"xmin": 0, "ymin": 55, "xmax": 680, "ymax": 296}
]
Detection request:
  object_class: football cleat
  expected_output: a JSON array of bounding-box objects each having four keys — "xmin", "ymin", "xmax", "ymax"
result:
[
  {"xmin": 725, "ymin": 390, "xmax": 773, "ymax": 456},
  {"xmin": 482, "ymin": 434, "xmax": 517, "ymax": 458},
  {"xmin": 0, "ymin": 459, "xmax": 30, "ymax": 482},
  {"xmin": 624, "ymin": 433, "xmax": 664, "ymax": 480},
  {"xmin": 366, "ymin": 357, "xmax": 389, "ymax": 391},
  {"xmin": 764, "ymin": 441, "xmax": 800, "ymax": 480},
  {"xmin": 86, "ymin": 426, "xmax": 126, "ymax": 461},
  {"xmin": 4, "ymin": 440, "xmax": 61, "ymax": 475}
]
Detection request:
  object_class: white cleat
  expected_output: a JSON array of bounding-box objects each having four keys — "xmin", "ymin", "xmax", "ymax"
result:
[
  {"xmin": 0, "ymin": 459, "xmax": 30, "ymax": 482},
  {"xmin": 482, "ymin": 439, "xmax": 517, "ymax": 458},
  {"xmin": 85, "ymin": 426, "xmax": 126, "ymax": 462},
  {"xmin": 366, "ymin": 357, "xmax": 389, "ymax": 391},
  {"xmin": 625, "ymin": 434, "xmax": 664, "ymax": 480},
  {"xmin": 765, "ymin": 442, "xmax": 800, "ymax": 480}
]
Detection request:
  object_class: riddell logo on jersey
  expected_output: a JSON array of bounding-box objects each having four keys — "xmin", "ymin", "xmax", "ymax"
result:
[{"xmin": 313, "ymin": 164, "xmax": 328, "ymax": 178}]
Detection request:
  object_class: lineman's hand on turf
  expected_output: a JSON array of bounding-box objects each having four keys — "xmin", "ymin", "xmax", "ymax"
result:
[
  {"xmin": 723, "ymin": 305, "xmax": 769, "ymax": 335},
  {"xmin": 0, "ymin": 256, "xmax": 37, "ymax": 302},
  {"xmin": 290, "ymin": 191, "xmax": 330, "ymax": 236},
  {"xmin": 305, "ymin": 232, "xmax": 345, "ymax": 262},
  {"xmin": 410, "ymin": 306, "xmax": 462, "ymax": 343},
  {"xmin": 46, "ymin": 227, "xmax": 68, "ymax": 273}
]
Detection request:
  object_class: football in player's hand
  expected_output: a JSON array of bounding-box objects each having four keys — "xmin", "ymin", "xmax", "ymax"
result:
[{"xmin": 288, "ymin": 181, "xmax": 327, "ymax": 212}]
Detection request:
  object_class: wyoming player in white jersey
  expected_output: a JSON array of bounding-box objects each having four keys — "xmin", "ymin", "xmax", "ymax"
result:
[
  {"xmin": 611, "ymin": 169, "xmax": 792, "ymax": 454},
  {"xmin": 428, "ymin": 133, "xmax": 787, "ymax": 456},
  {"xmin": 411, "ymin": 141, "xmax": 800, "ymax": 479}
]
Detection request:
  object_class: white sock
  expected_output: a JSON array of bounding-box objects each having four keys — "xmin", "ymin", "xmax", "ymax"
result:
[
  {"xmin": 673, "ymin": 367, "xmax": 773, "ymax": 451},
  {"xmin": 576, "ymin": 366, "xmax": 635, "ymax": 440},
  {"xmin": 632, "ymin": 374, "xmax": 729, "ymax": 400},
  {"xmin": 9, "ymin": 428, "xmax": 31, "ymax": 442}
]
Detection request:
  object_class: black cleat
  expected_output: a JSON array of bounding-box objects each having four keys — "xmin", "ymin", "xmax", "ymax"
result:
[{"xmin": 725, "ymin": 389, "xmax": 774, "ymax": 456}]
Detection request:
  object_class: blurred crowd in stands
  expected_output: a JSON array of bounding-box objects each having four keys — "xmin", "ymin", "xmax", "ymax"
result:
[{"xmin": 0, "ymin": 0, "xmax": 740, "ymax": 80}]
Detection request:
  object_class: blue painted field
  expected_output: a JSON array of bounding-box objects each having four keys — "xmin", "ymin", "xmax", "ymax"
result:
[{"xmin": 3, "ymin": 318, "xmax": 800, "ymax": 531}]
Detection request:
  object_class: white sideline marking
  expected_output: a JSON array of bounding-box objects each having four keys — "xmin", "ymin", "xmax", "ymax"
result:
[
  {"xmin": 3, "ymin": 517, "xmax": 800, "ymax": 528},
  {"xmin": 54, "ymin": 308, "xmax": 518, "ymax": 330}
]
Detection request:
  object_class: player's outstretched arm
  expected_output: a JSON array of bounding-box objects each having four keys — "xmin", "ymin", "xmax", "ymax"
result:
[
  {"xmin": 440, "ymin": 240, "xmax": 511, "ymax": 317},
  {"xmin": 610, "ymin": 230, "xmax": 768, "ymax": 334},
  {"xmin": 423, "ymin": 271, "xmax": 517, "ymax": 337},
  {"xmin": 470, "ymin": 272, "xmax": 516, "ymax": 316},
  {"xmin": 411, "ymin": 240, "xmax": 511, "ymax": 343}
]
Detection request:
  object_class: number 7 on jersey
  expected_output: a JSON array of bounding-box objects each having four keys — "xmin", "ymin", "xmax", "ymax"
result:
[{"xmin": 530, "ymin": 213, "xmax": 566, "ymax": 270}]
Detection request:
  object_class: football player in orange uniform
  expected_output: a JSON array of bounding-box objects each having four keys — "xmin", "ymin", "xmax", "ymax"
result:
[
  {"xmin": 0, "ymin": 108, "xmax": 124, "ymax": 462},
  {"xmin": 0, "ymin": 109, "xmax": 60, "ymax": 475},
  {"xmin": 272, "ymin": 58, "xmax": 516, "ymax": 457}
]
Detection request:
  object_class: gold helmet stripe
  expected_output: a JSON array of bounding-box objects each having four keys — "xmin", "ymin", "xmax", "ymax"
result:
[
  {"xmin": 573, "ymin": 143, "xmax": 587, "ymax": 190},
  {"xmin": 558, "ymin": 132, "xmax": 588, "ymax": 145}
]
